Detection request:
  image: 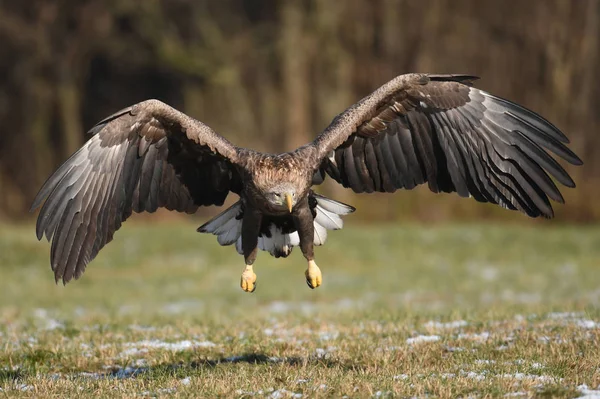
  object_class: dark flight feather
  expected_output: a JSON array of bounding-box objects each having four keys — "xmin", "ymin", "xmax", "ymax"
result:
[
  {"xmin": 32, "ymin": 100, "xmax": 243, "ymax": 284},
  {"xmin": 311, "ymin": 73, "xmax": 582, "ymax": 219}
]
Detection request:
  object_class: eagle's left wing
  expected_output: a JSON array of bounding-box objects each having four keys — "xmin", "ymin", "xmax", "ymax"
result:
[
  {"xmin": 31, "ymin": 99, "xmax": 244, "ymax": 284},
  {"xmin": 310, "ymin": 74, "xmax": 582, "ymax": 218}
]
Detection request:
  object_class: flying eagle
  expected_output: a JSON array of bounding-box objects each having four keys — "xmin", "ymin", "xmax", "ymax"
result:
[{"xmin": 31, "ymin": 74, "xmax": 582, "ymax": 292}]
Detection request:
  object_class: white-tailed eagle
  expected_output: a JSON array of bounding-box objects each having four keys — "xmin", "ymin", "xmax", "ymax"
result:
[{"xmin": 31, "ymin": 74, "xmax": 582, "ymax": 292}]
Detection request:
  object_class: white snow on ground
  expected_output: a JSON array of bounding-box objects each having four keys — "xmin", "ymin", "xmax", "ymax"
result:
[
  {"xmin": 546, "ymin": 312, "xmax": 599, "ymax": 329},
  {"xmin": 33, "ymin": 308, "xmax": 64, "ymax": 331},
  {"xmin": 576, "ymin": 320, "xmax": 598, "ymax": 329},
  {"xmin": 315, "ymin": 346, "xmax": 337, "ymax": 359},
  {"xmin": 577, "ymin": 385, "xmax": 600, "ymax": 399},
  {"xmin": 457, "ymin": 332, "xmax": 491, "ymax": 341},
  {"xmin": 270, "ymin": 388, "xmax": 303, "ymax": 398},
  {"xmin": 117, "ymin": 340, "xmax": 216, "ymax": 358},
  {"xmin": 124, "ymin": 339, "xmax": 215, "ymax": 351},
  {"xmin": 127, "ymin": 324, "xmax": 157, "ymax": 332},
  {"xmin": 548, "ymin": 312, "xmax": 584, "ymax": 319},
  {"xmin": 406, "ymin": 335, "xmax": 440, "ymax": 344},
  {"xmin": 180, "ymin": 377, "xmax": 191, "ymax": 385},
  {"xmin": 235, "ymin": 388, "xmax": 302, "ymax": 398},
  {"xmin": 423, "ymin": 320, "xmax": 468, "ymax": 330},
  {"xmin": 460, "ymin": 370, "xmax": 560, "ymax": 383}
]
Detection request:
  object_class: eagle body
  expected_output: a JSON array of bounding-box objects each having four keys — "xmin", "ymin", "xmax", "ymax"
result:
[{"xmin": 31, "ymin": 74, "xmax": 582, "ymax": 290}]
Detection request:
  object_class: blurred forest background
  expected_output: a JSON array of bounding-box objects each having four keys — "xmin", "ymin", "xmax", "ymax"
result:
[{"xmin": 0, "ymin": 0, "xmax": 598, "ymax": 223}]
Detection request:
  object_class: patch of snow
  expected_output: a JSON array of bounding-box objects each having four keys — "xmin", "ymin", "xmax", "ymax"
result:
[
  {"xmin": 270, "ymin": 388, "xmax": 303, "ymax": 398},
  {"xmin": 423, "ymin": 320, "xmax": 468, "ymax": 330},
  {"xmin": 315, "ymin": 347, "xmax": 337, "ymax": 359},
  {"xmin": 128, "ymin": 324, "xmax": 157, "ymax": 332},
  {"xmin": 576, "ymin": 320, "xmax": 598, "ymax": 329},
  {"xmin": 546, "ymin": 312, "xmax": 599, "ymax": 328},
  {"xmin": 458, "ymin": 332, "xmax": 490, "ymax": 341},
  {"xmin": 122, "ymin": 339, "xmax": 216, "ymax": 352},
  {"xmin": 577, "ymin": 384, "xmax": 600, "ymax": 399},
  {"xmin": 33, "ymin": 308, "xmax": 64, "ymax": 331},
  {"xmin": 78, "ymin": 371, "xmax": 103, "ymax": 380},
  {"xmin": 499, "ymin": 373, "xmax": 559, "ymax": 383},
  {"xmin": 406, "ymin": 335, "xmax": 440, "ymax": 344},
  {"xmin": 140, "ymin": 387, "xmax": 176, "ymax": 396},
  {"xmin": 319, "ymin": 331, "xmax": 339, "ymax": 341},
  {"xmin": 444, "ymin": 346, "xmax": 466, "ymax": 352},
  {"xmin": 462, "ymin": 370, "xmax": 486, "ymax": 381},
  {"xmin": 113, "ymin": 366, "xmax": 147, "ymax": 379},
  {"xmin": 548, "ymin": 312, "xmax": 583, "ymax": 319},
  {"xmin": 119, "ymin": 347, "xmax": 148, "ymax": 358},
  {"xmin": 504, "ymin": 393, "xmax": 527, "ymax": 397},
  {"xmin": 16, "ymin": 384, "xmax": 34, "ymax": 392},
  {"xmin": 180, "ymin": 377, "xmax": 191, "ymax": 386},
  {"xmin": 393, "ymin": 374, "xmax": 409, "ymax": 380},
  {"xmin": 475, "ymin": 359, "xmax": 495, "ymax": 365}
]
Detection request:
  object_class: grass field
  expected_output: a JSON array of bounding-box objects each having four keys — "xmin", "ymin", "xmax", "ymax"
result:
[{"xmin": 0, "ymin": 220, "xmax": 599, "ymax": 398}]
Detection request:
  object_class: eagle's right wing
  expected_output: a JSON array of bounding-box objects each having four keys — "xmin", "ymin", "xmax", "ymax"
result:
[
  {"xmin": 31, "ymin": 100, "xmax": 244, "ymax": 284},
  {"xmin": 310, "ymin": 74, "xmax": 582, "ymax": 218}
]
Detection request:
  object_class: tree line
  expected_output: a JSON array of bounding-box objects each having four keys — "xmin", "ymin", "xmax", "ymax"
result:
[{"xmin": 0, "ymin": 0, "xmax": 598, "ymax": 222}]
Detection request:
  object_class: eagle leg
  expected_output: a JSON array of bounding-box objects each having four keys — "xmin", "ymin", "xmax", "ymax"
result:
[
  {"xmin": 305, "ymin": 260, "xmax": 322, "ymax": 289},
  {"xmin": 240, "ymin": 206, "xmax": 262, "ymax": 293},
  {"xmin": 241, "ymin": 264, "xmax": 257, "ymax": 293},
  {"xmin": 294, "ymin": 200, "xmax": 322, "ymax": 289}
]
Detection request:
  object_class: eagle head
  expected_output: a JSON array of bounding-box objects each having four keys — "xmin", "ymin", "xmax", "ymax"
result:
[{"xmin": 265, "ymin": 183, "xmax": 297, "ymax": 213}]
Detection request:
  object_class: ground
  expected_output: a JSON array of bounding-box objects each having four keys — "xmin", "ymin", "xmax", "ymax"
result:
[{"xmin": 0, "ymin": 221, "xmax": 599, "ymax": 398}]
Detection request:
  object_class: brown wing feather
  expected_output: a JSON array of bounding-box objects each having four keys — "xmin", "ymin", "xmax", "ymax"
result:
[
  {"xmin": 31, "ymin": 99, "xmax": 243, "ymax": 284},
  {"xmin": 311, "ymin": 73, "xmax": 582, "ymax": 218}
]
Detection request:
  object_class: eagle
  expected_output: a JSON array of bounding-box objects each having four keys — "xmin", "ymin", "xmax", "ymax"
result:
[{"xmin": 31, "ymin": 74, "xmax": 582, "ymax": 292}]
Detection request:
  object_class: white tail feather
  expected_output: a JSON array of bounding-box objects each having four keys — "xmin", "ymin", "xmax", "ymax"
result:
[
  {"xmin": 315, "ymin": 205, "xmax": 344, "ymax": 230},
  {"xmin": 198, "ymin": 201, "xmax": 243, "ymax": 247},
  {"xmin": 313, "ymin": 222, "xmax": 328, "ymax": 246},
  {"xmin": 314, "ymin": 194, "xmax": 355, "ymax": 215},
  {"xmin": 200, "ymin": 196, "xmax": 354, "ymax": 258},
  {"xmin": 198, "ymin": 202, "xmax": 241, "ymax": 233}
]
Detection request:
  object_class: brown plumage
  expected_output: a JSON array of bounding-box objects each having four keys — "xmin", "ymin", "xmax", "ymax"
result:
[{"xmin": 31, "ymin": 74, "xmax": 582, "ymax": 289}]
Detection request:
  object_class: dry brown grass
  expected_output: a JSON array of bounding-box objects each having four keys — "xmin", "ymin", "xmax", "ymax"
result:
[{"xmin": 0, "ymin": 222, "xmax": 599, "ymax": 397}]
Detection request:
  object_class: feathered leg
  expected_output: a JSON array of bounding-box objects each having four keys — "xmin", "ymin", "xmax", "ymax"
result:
[
  {"xmin": 294, "ymin": 200, "xmax": 322, "ymax": 289},
  {"xmin": 240, "ymin": 206, "xmax": 262, "ymax": 292}
]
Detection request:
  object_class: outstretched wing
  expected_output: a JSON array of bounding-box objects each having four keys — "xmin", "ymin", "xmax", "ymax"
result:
[
  {"xmin": 31, "ymin": 99, "xmax": 244, "ymax": 284},
  {"xmin": 311, "ymin": 74, "xmax": 582, "ymax": 218}
]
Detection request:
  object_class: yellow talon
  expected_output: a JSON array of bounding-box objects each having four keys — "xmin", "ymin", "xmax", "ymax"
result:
[
  {"xmin": 305, "ymin": 260, "xmax": 322, "ymax": 289},
  {"xmin": 241, "ymin": 265, "xmax": 257, "ymax": 293}
]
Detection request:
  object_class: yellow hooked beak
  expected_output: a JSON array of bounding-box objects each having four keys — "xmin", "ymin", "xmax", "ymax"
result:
[{"xmin": 285, "ymin": 193, "xmax": 293, "ymax": 213}]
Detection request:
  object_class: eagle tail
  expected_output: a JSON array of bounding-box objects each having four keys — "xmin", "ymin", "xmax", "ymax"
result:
[
  {"xmin": 258, "ymin": 194, "xmax": 355, "ymax": 257},
  {"xmin": 197, "ymin": 195, "xmax": 355, "ymax": 258},
  {"xmin": 197, "ymin": 201, "xmax": 243, "ymax": 246},
  {"xmin": 311, "ymin": 194, "xmax": 355, "ymax": 246}
]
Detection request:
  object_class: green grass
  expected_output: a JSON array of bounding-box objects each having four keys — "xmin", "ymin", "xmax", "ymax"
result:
[{"xmin": 0, "ymin": 220, "xmax": 599, "ymax": 397}]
